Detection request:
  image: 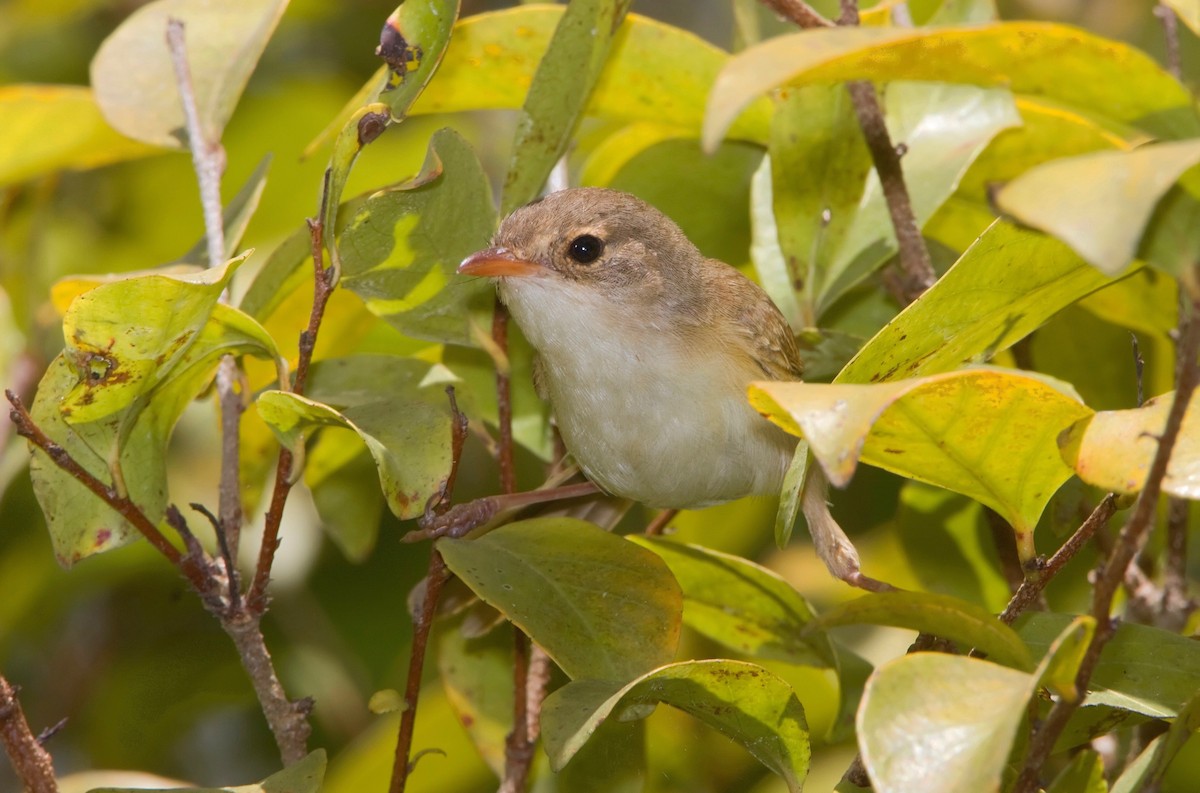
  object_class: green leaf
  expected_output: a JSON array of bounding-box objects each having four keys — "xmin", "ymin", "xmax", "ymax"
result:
[
  {"xmin": 557, "ymin": 718, "xmax": 646, "ymax": 793},
  {"xmin": 501, "ymin": 0, "xmax": 632, "ymax": 214},
  {"xmin": 90, "ymin": 748, "xmax": 326, "ymax": 792},
  {"xmin": 704, "ymin": 22, "xmax": 1198, "ymax": 150},
  {"xmin": 437, "ymin": 621, "xmax": 514, "ymax": 776},
  {"xmin": 30, "ymin": 260, "xmax": 279, "ymax": 565},
  {"xmin": 997, "ymin": 139, "xmax": 1200, "ymax": 276},
  {"xmin": 750, "ymin": 368, "xmax": 1092, "ymax": 558},
  {"xmin": 1033, "ymin": 615, "xmax": 1096, "ymax": 701},
  {"xmin": 836, "ymin": 220, "xmax": 1118, "ymax": 385},
  {"xmin": 321, "ymin": 102, "xmax": 393, "ymax": 280},
  {"xmin": 1110, "ymin": 691, "xmax": 1200, "ymax": 793},
  {"xmin": 810, "ymin": 591, "xmax": 1033, "ymax": 671},
  {"xmin": 90, "ymin": 0, "xmax": 289, "ymax": 148},
  {"xmin": 404, "ymin": 8, "xmax": 771, "ymax": 141},
  {"xmin": 0, "ymin": 85, "xmax": 155, "ymax": 186},
  {"xmin": 375, "ymin": 0, "xmax": 460, "ymax": 121},
  {"xmin": 858, "ymin": 653, "xmax": 1035, "ymax": 793},
  {"xmin": 1046, "ymin": 749, "xmax": 1107, "ymax": 793},
  {"xmin": 339, "ymin": 127, "xmax": 495, "ymax": 346},
  {"xmin": 306, "ymin": 444, "xmax": 384, "ymax": 562},
  {"xmin": 631, "ymin": 537, "xmax": 834, "ymax": 668},
  {"xmin": 774, "ymin": 440, "xmax": 810, "ymax": 548},
  {"xmin": 818, "ymin": 82, "xmax": 1020, "ymax": 314},
  {"xmin": 749, "ymin": 154, "xmax": 805, "ymax": 331},
  {"xmin": 437, "ymin": 518, "xmax": 682, "ymax": 682},
  {"xmin": 256, "ymin": 355, "xmax": 454, "ymax": 520},
  {"xmin": 1018, "ymin": 613, "xmax": 1200, "ymax": 718},
  {"xmin": 1059, "ymin": 390, "xmax": 1200, "ymax": 499},
  {"xmin": 542, "ymin": 660, "xmax": 810, "ymax": 792}
]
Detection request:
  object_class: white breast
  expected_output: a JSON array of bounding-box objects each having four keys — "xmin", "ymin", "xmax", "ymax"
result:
[{"xmin": 501, "ymin": 277, "xmax": 796, "ymax": 509}]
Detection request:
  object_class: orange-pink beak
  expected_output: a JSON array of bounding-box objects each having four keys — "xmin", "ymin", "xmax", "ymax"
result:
[{"xmin": 458, "ymin": 247, "xmax": 544, "ymax": 277}]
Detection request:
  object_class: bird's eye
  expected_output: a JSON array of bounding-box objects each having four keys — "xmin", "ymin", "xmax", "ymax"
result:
[{"xmin": 567, "ymin": 234, "xmax": 605, "ymax": 264}]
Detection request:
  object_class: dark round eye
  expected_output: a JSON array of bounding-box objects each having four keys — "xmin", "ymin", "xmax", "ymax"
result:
[{"xmin": 567, "ymin": 234, "xmax": 605, "ymax": 264}]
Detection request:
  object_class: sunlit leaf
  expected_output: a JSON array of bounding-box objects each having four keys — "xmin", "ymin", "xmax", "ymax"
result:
[
  {"xmin": 997, "ymin": 139, "xmax": 1200, "ymax": 276},
  {"xmin": 836, "ymin": 220, "xmax": 1118, "ymax": 385},
  {"xmin": 400, "ymin": 7, "xmax": 772, "ymax": 141},
  {"xmin": 437, "ymin": 517, "xmax": 682, "ymax": 682},
  {"xmin": 818, "ymin": 82, "xmax": 1020, "ymax": 314},
  {"xmin": 1060, "ymin": 391, "xmax": 1200, "ymax": 499},
  {"xmin": 256, "ymin": 355, "xmax": 453, "ymax": 520},
  {"xmin": 858, "ymin": 653, "xmax": 1035, "ymax": 793},
  {"xmin": 375, "ymin": 0, "xmax": 460, "ymax": 120},
  {"xmin": 0, "ymin": 85, "xmax": 155, "ymax": 186},
  {"xmin": 704, "ymin": 22, "xmax": 1198, "ymax": 150},
  {"xmin": 542, "ymin": 660, "xmax": 810, "ymax": 792},
  {"xmin": 1019, "ymin": 613, "xmax": 1200, "ymax": 718},
  {"xmin": 750, "ymin": 368, "xmax": 1091, "ymax": 557},
  {"xmin": 501, "ymin": 0, "xmax": 632, "ymax": 214},
  {"xmin": 809, "ymin": 591, "xmax": 1033, "ymax": 671},
  {"xmin": 339, "ymin": 127, "xmax": 495, "ymax": 346},
  {"xmin": 90, "ymin": 0, "xmax": 290, "ymax": 148},
  {"xmin": 632, "ymin": 537, "xmax": 834, "ymax": 668},
  {"xmin": 1162, "ymin": 0, "xmax": 1200, "ymax": 36}
]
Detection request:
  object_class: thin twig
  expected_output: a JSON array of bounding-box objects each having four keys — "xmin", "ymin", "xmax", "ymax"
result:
[
  {"xmin": 1014, "ymin": 304, "xmax": 1200, "ymax": 793},
  {"xmin": 999, "ymin": 494, "xmax": 1119, "ymax": 625},
  {"xmin": 499, "ymin": 632, "xmax": 535, "ymax": 793},
  {"xmin": 645, "ymin": 508, "xmax": 678, "ymax": 536},
  {"xmin": 0, "ymin": 676, "xmax": 57, "ymax": 793},
  {"xmin": 1155, "ymin": 3, "xmax": 1183, "ymax": 80},
  {"xmin": 192, "ymin": 501, "xmax": 242, "ymax": 613},
  {"xmin": 760, "ymin": 0, "xmax": 833, "ymax": 27},
  {"xmin": 1162, "ymin": 497, "xmax": 1192, "ymax": 631},
  {"xmin": 247, "ymin": 218, "xmax": 336, "ymax": 612},
  {"xmin": 390, "ymin": 551, "xmax": 450, "ymax": 793}
]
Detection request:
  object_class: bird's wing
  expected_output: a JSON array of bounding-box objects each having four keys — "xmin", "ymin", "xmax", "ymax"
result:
[{"xmin": 711, "ymin": 261, "xmax": 804, "ymax": 382}]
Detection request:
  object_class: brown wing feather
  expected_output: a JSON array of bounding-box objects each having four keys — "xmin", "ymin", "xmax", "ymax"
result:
[{"xmin": 702, "ymin": 259, "xmax": 804, "ymax": 382}]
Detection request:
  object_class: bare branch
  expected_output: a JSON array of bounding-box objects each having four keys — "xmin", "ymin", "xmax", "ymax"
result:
[
  {"xmin": 1155, "ymin": 3, "xmax": 1183, "ymax": 80},
  {"xmin": 0, "ymin": 676, "xmax": 57, "ymax": 793},
  {"xmin": 760, "ymin": 0, "xmax": 833, "ymax": 27}
]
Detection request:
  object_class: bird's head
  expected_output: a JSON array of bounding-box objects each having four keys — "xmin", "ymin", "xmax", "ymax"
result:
[{"xmin": 458, "ymin": 187, "xmax": 703, "ymax": 304}]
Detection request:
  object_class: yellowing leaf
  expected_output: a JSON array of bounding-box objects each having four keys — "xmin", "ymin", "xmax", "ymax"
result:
[
  {"xmin": 0, "ymin": 85, "xmax": 154, "ymax": 186},
  {"xmin": 90, "ymin": 0, "xmax": 289, "ymax": 148},
  {"xmin": 704, "ymin": 22, "xmax": 1197, "ymax": 151},
  {"xmin": 750, "ymin": 369, "xmax": 1092, "ymax": 558},
  {"xmin": 1060, "ymin": 390, "xmax": 1200, "ymax": 499},
  {"xmin": 859, "ymin": 654, "xmax": 1036, "ymax": 793},
  {"xmin": 998, "ymin": 139, "xmax": 1200, "ymax": 276}
]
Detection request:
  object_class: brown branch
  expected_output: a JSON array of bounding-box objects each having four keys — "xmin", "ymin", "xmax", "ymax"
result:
[
  {"xmin": 1014, "ymin": 304, "xmax": 1200, "ymax": 793},
  {"xmin": 999, "ymin": 494, "xmax": 1119, "ymax": 625},
  {"xmin": 760, "ymin": 0, "xmax": 832, "ymax": 27},
  {"xmin": 390, "ymin": 550, "xmax": 450, "ymax": 793},
  {"xmin": 0, "ymin": 675, "xmax": 57, "ymax": 793},
  {"xmin": 1162, "ymin": 497, "xmax": 1192, "ymax": 631},
  {"xmin": 500, "ymin": 632, "xmax": 535, "ymax": 793},
  {"xmin": 247, "ymin": 218, "xmax": 336, "ymax": 612},
  {"xmin": 645, "ymin": 508, "xmax": 678, "ymax": 536}
]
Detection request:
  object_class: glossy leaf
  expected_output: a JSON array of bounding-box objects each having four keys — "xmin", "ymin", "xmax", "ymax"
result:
[
  {"xmin": 375, "ymin": 0, "xmax": 460, "ymax": 120},
  {"xmin": 809, "ymin": 591, "xmax": 1033, "ymax": 671},
  {"xmin": 404, "ymin": 7, "xmax": 772, "ymax": 141},
  {"xmin": 1019, "ymin": 613, "xmax": 1200, "ymax": 718},
  {"xmin": 750, "ymin": 368, "xmax": 1091, "ymax": 557},
  {"xmin": 632, "ymin": 537, "xmax": 834, "ymax": 668},
  {"xmin": 542, "ymin": 660, "xmax": 810, "ymax": 791},
  {"xmin": 836, "ymin": 220, "xmax": 1117, "ymax": 385},
  {"xmin": 818, "ymin": 82, "xmax": 1020, "ymax": 314},
  {"xmin": 1060, "ymin": 390, "xmax": 1200, "ymax": 499},
  {"xmin": 704, "ymin": 22, "xmax": 1198, "ymax": 150},
  {"xmin": 437, "ymin": 518, "xmax": 682, "ymax": 682},
  {"xmin": 0, "ymin": 85, "xmax": 154, "ymax": 186},
  {"xmin": 997, "ymin": 139, "xmax": 1200, "ymax": 275},
  {"xmin": 501, "ymin": 0, "xmax": 632, "ymax": 214},
  {"xmin": 256, "ymin": 355, "xmax": 453, "ymax": 520},
  {"xmin": 858, "ymin": 653, "xmax": 1035, "ymax": 793},
  {"xmin": 90, "ymin": 0, "xmax": 289, "ymax": 148},
  {"xmin": 339, "ymin": 127, "xmax": 495, "ymax": 346}
]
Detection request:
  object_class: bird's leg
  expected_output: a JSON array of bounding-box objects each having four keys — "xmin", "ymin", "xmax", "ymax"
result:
[
  {"xmin": 801, "ymin": 469, "xmax": 895, "ymax": 592},
  {"xmin": 404, "ymin": 481, "xmax": 602, "ymax": 542}
]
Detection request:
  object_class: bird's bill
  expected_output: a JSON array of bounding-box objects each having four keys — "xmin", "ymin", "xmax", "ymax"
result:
[{"xmin": 458, "ymin": 247, "xmax": 544, "ymax": 277}]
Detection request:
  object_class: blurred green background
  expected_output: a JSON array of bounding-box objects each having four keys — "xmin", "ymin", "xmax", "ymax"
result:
[{"xmin": 0, "ymin": 0, "xmax": 1196, "ymax": 791}]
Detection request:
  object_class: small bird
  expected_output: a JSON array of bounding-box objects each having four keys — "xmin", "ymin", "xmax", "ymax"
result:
[{"xmin": 459, "ymin": 187, "xmax": 883, "ymax": 590}]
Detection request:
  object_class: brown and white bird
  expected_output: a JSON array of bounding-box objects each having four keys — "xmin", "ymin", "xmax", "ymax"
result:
[{"xmin": 459, "ymin": 187, "xmax": 882, "ymax": 590}]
